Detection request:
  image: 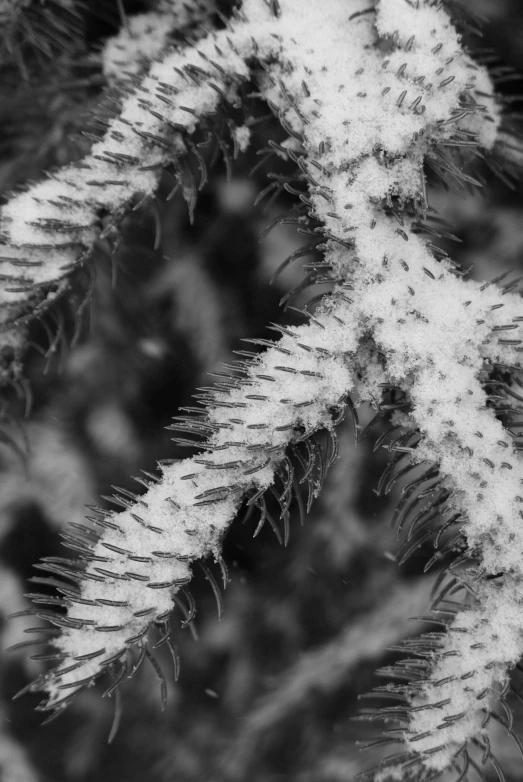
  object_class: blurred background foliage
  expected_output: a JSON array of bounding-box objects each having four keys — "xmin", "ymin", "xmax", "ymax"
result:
[{"xmin": 1, "ymin": 1, "xmax": 523, "ymax": 780}]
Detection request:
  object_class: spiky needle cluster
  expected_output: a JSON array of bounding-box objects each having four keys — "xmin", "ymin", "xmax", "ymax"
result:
[
  {"xmin": 0, "ymin": 0, "xmax": 81, "ymax": 74},
  {"xmin": 102, "ymin": 0, "xmax": 216, "ymax": 82},
  {"xmin": 4, "ymin": 0, "xmax": 523, "ymax": 779}
]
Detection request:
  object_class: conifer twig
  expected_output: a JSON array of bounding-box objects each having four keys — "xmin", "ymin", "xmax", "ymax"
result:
[{"xmin": 6, "ymin": 3, "xmax": 523, "ymax": 779}]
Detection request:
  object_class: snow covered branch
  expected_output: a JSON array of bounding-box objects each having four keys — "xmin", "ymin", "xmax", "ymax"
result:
[
  {"xmin": 0, "ymin": 1, "xmax": 242, "ymax": 377},
  {"xmin": 101, "ymin": 0, "xmax": 216, "ymax": 82},
  {"xmin": 9, "ymin": 1, "xmax": 523, "ymax": 779}
]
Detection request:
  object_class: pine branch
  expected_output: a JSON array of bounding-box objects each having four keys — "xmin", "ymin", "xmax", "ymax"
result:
[
  {"xmin": 24, "ymin": 298, "xmax": 355, "ymax": 712},
  {"xmin": 7, "ymin": 1, "xmax": 523, "ymax": 778},
  {"xmin": 0, "ymin": 10, "xmax": 248, "ymax": 379},
  {"xmin": 102, "ymin": 0, "xmax": 217, "ymax": 82},
  {"xmin": 0, "ymin": 0, "xmax": 83, "ymax": 76}
]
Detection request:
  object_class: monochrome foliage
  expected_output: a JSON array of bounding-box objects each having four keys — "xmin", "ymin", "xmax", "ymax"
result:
[{"xmin": 2, "ymin": 1, "xmax": 523, "ymax": 780}]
